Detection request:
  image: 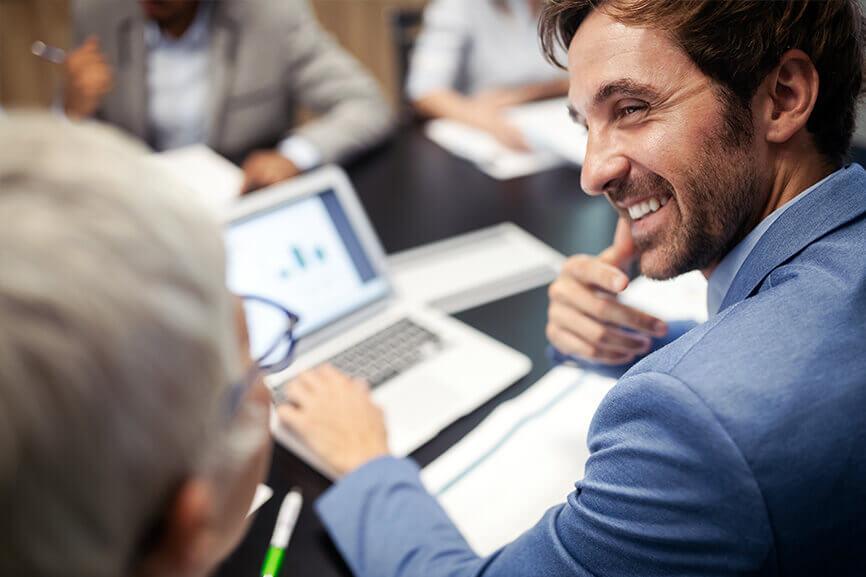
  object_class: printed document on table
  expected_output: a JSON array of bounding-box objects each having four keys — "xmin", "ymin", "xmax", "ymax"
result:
[
  {"xmin": 149, "ymin": 145, "xmax": 242, "ymax": 217},
  {"xmin": 620, "ymin": 270, "xmax": 709, "ymax": 323},
  {"xmin": 423, "ymin": 97, "xmax": 586, "ymax": 180},
  {"xmin": 509, "ymin": 97, "xmax": 588, "ymax": 166},
  {"xmin": 248, "ymin": 484, "xmax": 273, "ymax": 517},
  {"xmin": 425, "ymin": 119, "xmax": 561, "ymax": 180},
  {"xmin": 422, "ymin": 366, "xmax": 615, "ymax": 556}
]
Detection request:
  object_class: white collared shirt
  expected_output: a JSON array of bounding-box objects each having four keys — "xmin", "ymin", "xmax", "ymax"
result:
[
  {"xmin": 145, "ymin": 4, "xmax": 212, "ymax": 151},
  {"xmin": 407, "ymin": 0, "xmax": 567, "ymax": 99},
  {"xmin": 706, "ymin": 167, "xmax": 846, "ymax": 316}
]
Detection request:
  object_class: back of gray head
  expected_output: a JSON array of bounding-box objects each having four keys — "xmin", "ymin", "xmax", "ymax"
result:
[{"xmin": 0, "ymin": 114, "xmax": 239, "ymax": 577}]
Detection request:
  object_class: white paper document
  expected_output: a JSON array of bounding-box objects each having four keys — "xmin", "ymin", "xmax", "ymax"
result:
[
  {"xmin": 620, "ymin": 270, "xmax": 709, "ymax": 323},
  {"xmin": 425, "ymin": 119, "xmax": 562, "ymax": 180},
  {"xmin": 508, "ymin": 97, "xmax": 588, "ymax": 166},
  {"xmin": 424, "ymin": 98, "xmax": 586, "ymax": 180},
  {"xmin": 149, "ymin": 145, "xmax": 242, "ymax": 217},
  {"xmin": 389, "ymin": 223, "xmax": 565, "ymax": 314},
  {"xmin": 422, "ymin": 366, "xmax": 615, "ymax": 555},
  {"xmin": 248, "ymin": 484, "xmax": 273, "ymax": 517}
]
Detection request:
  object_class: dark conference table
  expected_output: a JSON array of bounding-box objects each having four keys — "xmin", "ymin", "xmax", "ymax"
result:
[{"xmin": 216, "ymin": 125, "xmax": 618, "ymax": 577}]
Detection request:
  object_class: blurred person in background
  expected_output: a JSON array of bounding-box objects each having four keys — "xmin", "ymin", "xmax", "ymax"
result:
[
  {"xmin": 65, "ymin": 0, "xmax": 393, "ymax": 193},
  {"xmin": 0, "ymin": 113, "xmax": 276, "ymax": 577},
  {"xmin": 407, "ymin": 0, "xmax": 568, "ymax": 151}
]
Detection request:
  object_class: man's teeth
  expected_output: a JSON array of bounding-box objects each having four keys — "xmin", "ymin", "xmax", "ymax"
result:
[{"xmin": 628, "ymin": 196, "xmax": 669, "ymax": 220}]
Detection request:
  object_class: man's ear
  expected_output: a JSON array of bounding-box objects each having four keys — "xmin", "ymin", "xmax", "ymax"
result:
[
  {"xmin": 134, "ymin": 478, "xmax": 218, "ymax": 577},
  {"xmin": 759, "ymin": 49, "xmax": 820, "ymax": 145}
]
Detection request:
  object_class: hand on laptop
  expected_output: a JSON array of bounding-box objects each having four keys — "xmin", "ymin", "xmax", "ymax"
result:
[
  {"xmin": 277, "ymin": 364, "xmax": 390, "ymax": 477},
  {"xmin": 546, "ymin": 218, "xmax": 667, "ymax": 365}
]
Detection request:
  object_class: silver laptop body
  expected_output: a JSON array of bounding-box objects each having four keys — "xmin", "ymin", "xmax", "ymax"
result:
[{"xmin": 225, "ymin": 166, "xmax": 531, "ymax": 478}]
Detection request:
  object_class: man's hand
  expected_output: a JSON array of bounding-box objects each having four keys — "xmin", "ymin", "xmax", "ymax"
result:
[
  {"xmin": 277, "ymin": 365, "xmax": 389, "ymax": 478},
  {"xmin": 64, "ymin": 36, "xmax": 113, "ymax": 119},
  {"xmin": 469, "ymin": 91, "xmax": 531, "ymax": 151},
  {"xmin": 240, "ymin": 150, "xmax": 301, "ymax": 194},
  {"xmin": 546, "ymin": 218, "xmax": 668, "ymax": 365},
  {"xmin": 471, "ymin": 107, "xmax": 530, "ymax": 152},
  {"xmin": 485, "ymin": 115, "xmax": 531, "ymax": 152}
]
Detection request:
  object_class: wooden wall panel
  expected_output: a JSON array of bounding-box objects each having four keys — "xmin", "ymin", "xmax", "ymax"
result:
[
  {"xmin": 311, "ymin": 0, "xmax": 429, "ymax": 107},
  {"xmin": 0, "ymin": 1, "xmax": 421, "ymax": 109},
  {"xmin": 0, "ymin": 0, "xmax": 69, "ymax": 107}
]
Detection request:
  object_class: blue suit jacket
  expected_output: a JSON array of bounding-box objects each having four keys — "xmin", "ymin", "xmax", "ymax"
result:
[{"xmin": 317, "ymin": 164, "xmax": 866, "ymax": 576}]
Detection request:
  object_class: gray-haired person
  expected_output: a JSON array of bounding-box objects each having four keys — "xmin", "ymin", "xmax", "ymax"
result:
[{"xmin": 0, "ymin": 113, "xmax": 278, "ymax": 577}]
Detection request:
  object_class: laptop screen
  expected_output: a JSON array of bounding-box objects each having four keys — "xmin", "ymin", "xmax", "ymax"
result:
[{"xmin": 225, "ymin": 188, "xmax": 389, "ymax": 340}]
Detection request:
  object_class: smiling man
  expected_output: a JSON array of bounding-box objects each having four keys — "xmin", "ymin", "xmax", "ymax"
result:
[{"xmin": 276, "ymin": 1, "xmax": 866, "ymax": 576}]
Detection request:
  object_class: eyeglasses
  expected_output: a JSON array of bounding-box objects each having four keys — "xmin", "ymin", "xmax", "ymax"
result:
[
  {"xmin": 225, "ymin": 295, "xmax": 300, "ymax": 416},
  {"xmin": 243, "ymin": 295, "xmax": 300, "ymax": 373}
]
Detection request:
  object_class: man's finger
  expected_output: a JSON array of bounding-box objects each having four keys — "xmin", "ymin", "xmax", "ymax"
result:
[
  {"xmin": 319, "ymin": 364, "xmax": 351, "ymax": 384},
  {"xmin": 562, "ymin": 254, "xmax": 629, "ymax": 293},
  {"xmin": 589, "ymin": 294, "xmax": 667, "ymax": 336},
  {"xmin": 546, "ymin": 324, "xmax": 636, "ymax": 365},
  {"xmin": 599, "ymin": 217, "xmax": 636, "ymax": 271},
  {"xmin": 240, "ymin": 172, "xmax": 261, "ymax": 195},
  {"xmin": 550, "ymin": 278, "xmax": 666, "ymax": 336},
  {"xmin": 276, "ymin": 403, "xmax": 306, "ymax": 431},
  {"xmin": 240, "ymin": 155, "xmax": 267, "ymax": 194},
  {"xmin": 548, "ymin": 302, "xmax": 652, "ymax": 354},
  {"xmin": 280, "ymin": 378, "xmax": 314, "ymax": 406}
]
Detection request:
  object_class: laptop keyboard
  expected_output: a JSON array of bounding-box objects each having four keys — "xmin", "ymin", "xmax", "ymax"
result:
[{"xmin": 326, "ymin": 318, "xmax": 443, "ymax": 388}]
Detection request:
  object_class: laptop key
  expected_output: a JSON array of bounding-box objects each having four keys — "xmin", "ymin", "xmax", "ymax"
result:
[{"xmin": 323, "ymin": 318, "xmax": 442, "ymax": 389}]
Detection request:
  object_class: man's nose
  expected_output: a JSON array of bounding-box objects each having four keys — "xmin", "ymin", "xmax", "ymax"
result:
[{"xmin": 580, "ymin": 131, "xmax": 629, "ymax": 196}]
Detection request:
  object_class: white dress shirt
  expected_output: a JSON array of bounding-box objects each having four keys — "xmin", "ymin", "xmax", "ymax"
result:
[{"xmin": 406, "ymin": 0, "xmax": 566, "ymax": 99}]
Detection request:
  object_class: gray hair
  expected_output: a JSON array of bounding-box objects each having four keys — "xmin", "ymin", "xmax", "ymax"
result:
[{"xmin": 0, "ymin": 114, "xmax": 241, "ymax": 577}]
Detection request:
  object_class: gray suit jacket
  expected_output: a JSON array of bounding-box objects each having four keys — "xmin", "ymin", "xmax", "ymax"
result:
[{"xmin": 72, "ymin": 0, "xmax": 393, "ymax": 163}]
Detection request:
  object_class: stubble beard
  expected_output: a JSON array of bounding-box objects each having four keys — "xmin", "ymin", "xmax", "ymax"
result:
[{"xmin": 632, "ymin": 101, "xmax": 761, "ymax": 280}]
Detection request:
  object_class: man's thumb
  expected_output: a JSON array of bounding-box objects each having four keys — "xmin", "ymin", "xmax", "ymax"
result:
[{"xmin": 599, "ymin": 217, "xmax": 636, "ymax": 271}]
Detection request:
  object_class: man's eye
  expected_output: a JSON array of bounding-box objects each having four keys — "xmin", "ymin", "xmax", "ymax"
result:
[{"xmin": 617, "ymin": 104, "xmax": 647, "ymax": 119}]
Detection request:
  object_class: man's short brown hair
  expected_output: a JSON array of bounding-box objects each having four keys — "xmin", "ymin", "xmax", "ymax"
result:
[{"xmin": 540, "ymin": 0, "xmax": 866, "ymax": 165}]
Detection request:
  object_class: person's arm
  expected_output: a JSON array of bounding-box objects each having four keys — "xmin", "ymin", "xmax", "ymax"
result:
[
  {"xmin": 238, "ymin": 0, "xmax": 393, "ymax": 193},
  {"xmin": 407, "ymin": 0, "xmax": 567, "ymax": 152},
  {"xmin": 407, "ymin": 0, "xmax": 525, "ymax": 151},
  {"xmin": 472, "ymin": 78, "xmax": 570, "ymax": 109},
  {"xmin": 277, "ymin": 0, "xmax": 393, "ymax": 165},
  {"xmin": 280, "ymin": 369, "xmax": 773, "ymax": 577},
  {"xmin": 413, "ymin": 89, "xmax": 531, "ymax": 151}
]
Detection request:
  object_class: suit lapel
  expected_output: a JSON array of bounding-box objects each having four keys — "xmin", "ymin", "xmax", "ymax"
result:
[
  {"xmin": 719, "ymin": 163, "xmax": 866, "ymax": 311},
  {"xmin": 206, "ymin": 5, "xmax": 240, "ymax": 151},
  {"xmin": 115, "ymin": 14, "xmax": 149, "ymax": 143}
]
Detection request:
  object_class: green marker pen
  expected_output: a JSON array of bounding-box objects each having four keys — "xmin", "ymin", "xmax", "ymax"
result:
[{"xmin": 261, "ymin": 487, "xmax": 303, "ymax": 577}]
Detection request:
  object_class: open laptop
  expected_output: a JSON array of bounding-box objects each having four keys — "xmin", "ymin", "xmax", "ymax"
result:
[{"xmin": 224, "ymin": 166, "xmax": 531, "ymax": 478}]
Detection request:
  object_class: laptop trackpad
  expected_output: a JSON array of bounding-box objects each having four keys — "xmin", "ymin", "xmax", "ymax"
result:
[{"xmin": 374, "ymin": 371, "xmax": 462, "ymax": 456}]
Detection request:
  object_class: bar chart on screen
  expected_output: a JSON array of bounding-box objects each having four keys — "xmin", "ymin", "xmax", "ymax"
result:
[
  {"xmin": 279, "ymin": 245, "xmax": 327, "ymax": 278},
  {"xmin": 225, "ymin": 193, "xmax": 386, "ymax": 338}
]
